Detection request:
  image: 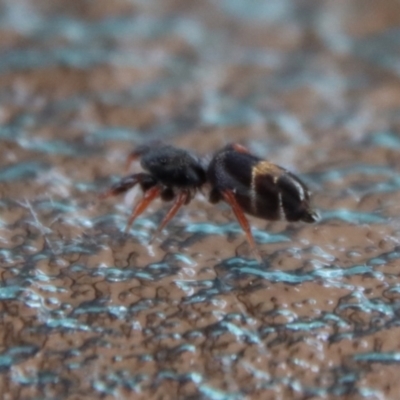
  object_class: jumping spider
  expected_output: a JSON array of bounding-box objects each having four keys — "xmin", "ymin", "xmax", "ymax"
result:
[{"xmin": 100, "ymin": 142, "xmax": 318, "ymax": 260}]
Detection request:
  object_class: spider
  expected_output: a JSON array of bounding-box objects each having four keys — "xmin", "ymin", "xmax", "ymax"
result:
[{"xmin": 100, "ymin": 142, "xmax": 318, "ymax": 259}]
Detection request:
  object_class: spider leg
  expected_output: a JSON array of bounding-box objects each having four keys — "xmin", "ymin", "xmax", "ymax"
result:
[
  {"xmin": 99, "ymin": 173, "xmax": 156, "ymax": 199},
  {"xmin": 125, "ymin": 185, "xmax": 161, "ymax": 233},
  {"xmin": 125, "ymin": 141, "xmax": 163, "ymax": 171},
  {"xmin": 149, "ymin": 191, "xmax": 188, "ymax": 244},
  {"xmin": 232, "ymin": 143, "xmax": 250, "ymax": 153},
  {"xmin": 125, "ymin": 150, "xmax": 142, "ymax": 171},
  {"xmin": 222, "ymin": 189, "xmax": 262, "ymax": 262}
]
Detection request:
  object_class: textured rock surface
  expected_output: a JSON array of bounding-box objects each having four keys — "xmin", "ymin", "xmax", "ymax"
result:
[{"xmin": 1, "ymin": 0, "xmax": 400, "ymax": 399}]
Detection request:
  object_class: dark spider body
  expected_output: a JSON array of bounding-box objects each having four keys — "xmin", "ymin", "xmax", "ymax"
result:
[
  {"xmin": 207, "ymin": 143, "xmax": 318, "ymax": 223},
  {"xmin": 140, "ymin": 145, "xmax": 206, "ymax": 189},
  {"xmin": 206, "ymin": 143, "xmax": 318, "ymax": 259},
  {"xmin": 100, "ymin": 143, "xmax": 206, "ymax": 239},
  {"xmin": 101, "ymin": 142, "xmax": 318, "ymax": 259}
]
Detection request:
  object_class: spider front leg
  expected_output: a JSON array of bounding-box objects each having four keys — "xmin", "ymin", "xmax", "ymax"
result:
[
  {"xmin": 99, "ymin": 172, "xmax": 157, "ymax": 199},
  {"xmin": 100, "ymin": 172, "xmax": 161, "ymax": 232},
  {"xmin": 149, "ymin": 189, "xmax": 189, "ymax": 244},
  {"xmin": 125, "ymin": 185, "xmax": 161, "ymax": 233}
]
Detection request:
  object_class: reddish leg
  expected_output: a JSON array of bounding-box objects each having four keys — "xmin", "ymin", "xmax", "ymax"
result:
[
  {"xmin": 125, "ymin": 151, "xmax": 142, "ymax": 172},
  {"xmin": 222, "ymin": 190, "xmax": 262, "ymax": 262},
  {"xmin": 125, "ymin": 186, "xmax": 161, "ymax": 233},
  {"xmin": 149, "ymin": 191, "xmax": 188, "ymax": 244},
  {"xmin": 125, "ymin": 141, "xmax": 163, "ymax": 171},
  {"xmin": 232, "ymin": 143, "xmax": 250, "ymax": 154},
  {"xmin": 99, "ymin": 173, "xmax": 154, "ymax": 200}
]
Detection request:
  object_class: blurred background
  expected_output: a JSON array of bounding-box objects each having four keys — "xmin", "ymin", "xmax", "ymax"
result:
[{"xmin": 2, "ymin": 0, "xmax": 400, "ymax": 399}]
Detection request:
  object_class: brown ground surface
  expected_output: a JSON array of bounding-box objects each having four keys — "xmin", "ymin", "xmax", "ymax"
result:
[{"xmin": 1, "ymin": 1, "xmax": 400, "ymax": 399}]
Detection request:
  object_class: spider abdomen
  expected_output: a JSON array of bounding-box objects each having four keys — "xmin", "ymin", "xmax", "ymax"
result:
[{"xmin": 207, "ymin": 145, "xmax": 318, "ymax": 223}]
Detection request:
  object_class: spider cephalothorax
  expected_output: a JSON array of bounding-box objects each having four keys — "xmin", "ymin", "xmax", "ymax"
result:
[{"xmin": 100, "ymin": 143, "xmax": 206, "ymax": 241}]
